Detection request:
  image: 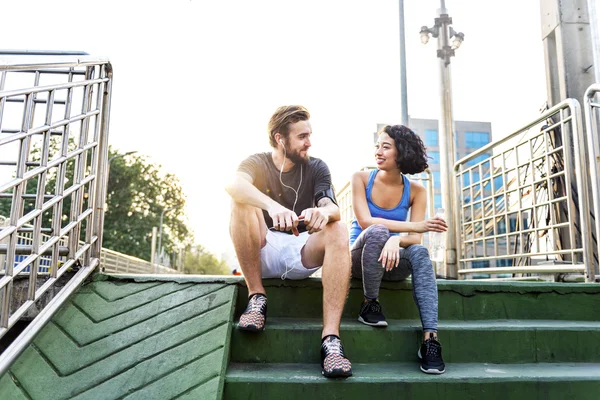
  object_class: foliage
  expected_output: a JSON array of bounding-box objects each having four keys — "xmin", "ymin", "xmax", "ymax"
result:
[
  {"xmin": 102, "ymin": 148, "xmax": 193, "ymax": 260},
  {"xmin": 184, "ymin": 245, "xmax": 230, "ymax": 275},
  {"xmin": 0, "ymin": 139, "xmax": 195, "ymax": 262}
]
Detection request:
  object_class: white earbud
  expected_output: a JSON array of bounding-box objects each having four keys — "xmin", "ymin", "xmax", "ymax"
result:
[{"xmin": 278, "ymin": 137, "xmax": 302, "ymax": 214}]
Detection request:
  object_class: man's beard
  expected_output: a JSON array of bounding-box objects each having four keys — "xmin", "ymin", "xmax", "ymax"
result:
[{"xmin": 285, "ymin": 144, "xmax": 309, "ymax": 164}]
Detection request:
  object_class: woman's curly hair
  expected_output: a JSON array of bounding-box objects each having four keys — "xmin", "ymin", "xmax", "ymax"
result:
[{"xmin": 381, "ymin": 125, "xmax": 429, "ymax": 174}]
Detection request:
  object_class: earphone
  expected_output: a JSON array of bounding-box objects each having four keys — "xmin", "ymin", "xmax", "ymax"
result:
[{"xmin": 278, "ymin": 138, "xmax": 303, "ymax": 213}]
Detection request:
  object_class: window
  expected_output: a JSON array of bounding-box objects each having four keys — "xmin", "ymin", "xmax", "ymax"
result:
[
  {"xmin": 425, "ymin": 129, "xmax": 438, "ymax": 146},
  {"xmin": 497, "ymin": 220, "xmax": 506, "ymax": 234},
  {"xmin": 472, "ymin": 261, "xmax": 490, "ymax": 269},
  {"xmin": 494, "ymin": 176, "xmax": 503, "ymax": 191},
  {"xmin": 463, "ymin": 171, "xmax": 480, "ymax": 186},
  {"xmin": 434, "ymin": 194, "xmax": 442, "ymax": 209},
  {"xmin": 466, "ymin": 153, "xmax": 490, "ymax": 166},
  {"xmin": 471, "ymin": 260, "xmax": 490, "ymax": 279},
  {"xmin": 433, "ymin": 171, "xmax": 441, "ymax": 188},
  {"xmin": 429, "ymin": 151, "xmax": 440, "ymax": 164},
  {"xmin": 465, "ymin": 131, "xmax": 490, "ymax": 148}
]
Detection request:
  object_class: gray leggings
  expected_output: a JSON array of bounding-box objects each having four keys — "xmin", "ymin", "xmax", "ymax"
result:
[{"xmin": 351, "ymin": 224, "xmax": 439, "ymax": 332}]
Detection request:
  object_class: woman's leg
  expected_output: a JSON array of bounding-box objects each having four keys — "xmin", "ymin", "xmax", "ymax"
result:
[
  {"xmin": 351, "ymin": 224, "xmax": 390, "ymax": 299},
  {"xmin": 398, "ymin": 244, "xmax": 438, "ymax": 333}
]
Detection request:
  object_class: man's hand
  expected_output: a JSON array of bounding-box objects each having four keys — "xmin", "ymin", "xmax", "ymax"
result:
[
  {"xmin": 268, "ymin": 204, "xmax": 300, "ymax": 236},
  {"xmin": 300, "ymin": 207, "xmax": 329, "ymax": 234},
  {"xmin": 378, "ymin": 236, "xmax": 401, "ymax": 271},
  {"xmin": 413, "ymin": 216, "xmax": 448, "ymax": 233}
]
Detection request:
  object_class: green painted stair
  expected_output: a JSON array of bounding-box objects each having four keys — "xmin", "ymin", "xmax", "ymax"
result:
[
  {"xmin": 224, "ymin": 278, "xmax": 600, "ymax": 400},
  {"xmin": 0, "ymin": 275, "xmax": 238, "ymax": 400},
  {"xmin": 1, "ymin": 275, "xmax": 600, "ymax": 399}
]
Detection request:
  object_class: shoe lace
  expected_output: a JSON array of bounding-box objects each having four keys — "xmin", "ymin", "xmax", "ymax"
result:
[
  {"xmin": 368, "ymin": 301, "xmax": 381, "ymax": 314},
  {"xmin": 248, "ymin": 295, "xmax": 266, "ymax": 313},
  {"xmin": 322, "ymin": 337, "xmax": 344, "ymax": 357},
  {"xmin": 425, "ymin": 338, "xmax": 441, "ymax": 357}
]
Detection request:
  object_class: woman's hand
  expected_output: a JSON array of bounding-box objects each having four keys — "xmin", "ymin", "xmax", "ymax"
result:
[
  {"xmin": 413, "ymin": 216, "xmax": 448, "ymax": 233},
  {"xmin": 379, "ymin": 236, "xmax": 401, "ymax": 272}
]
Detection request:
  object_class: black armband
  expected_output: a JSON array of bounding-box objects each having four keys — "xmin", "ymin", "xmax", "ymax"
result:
[{"xmin": 315, "ymin": 187, "xmax": 338, "ymax": 207}]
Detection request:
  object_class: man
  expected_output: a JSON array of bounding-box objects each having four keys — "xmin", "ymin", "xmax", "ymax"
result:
[{"xmin": 225, "ymin": 105, "xmax": 352, "ymax": 378}]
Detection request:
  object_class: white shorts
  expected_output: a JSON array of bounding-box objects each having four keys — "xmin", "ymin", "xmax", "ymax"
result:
[{"xmin": 260, "ymin": 230, "xmax": 321, "ymax": 280}]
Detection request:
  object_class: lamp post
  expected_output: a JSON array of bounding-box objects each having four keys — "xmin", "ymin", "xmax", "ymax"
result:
[
  {"xmin": 157, "ymin": 206, "xmax": 175, "ymax": 264},
  {"xmin": 419, "ymin": 0, "xmax": 464, "ymax": 278},
  {"xmin": 107, "ymin": 151, "xmax": 137, "ymax": 179}
]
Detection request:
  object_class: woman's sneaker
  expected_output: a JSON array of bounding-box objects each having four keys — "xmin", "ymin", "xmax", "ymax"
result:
[
  {"xmin": 238, "ymin": 293, "xmax": 267, "ymax": 332},
  {"xmin": 358, "ymin": 299, "xmax": 388, "ymax": 327},
  {"xmin": 417, "ymin": 333, "xmax": 446, "ymax": 374},
  {"xmin": 320, "ymin": 335, "xmax": 353, "ymax": 378}
]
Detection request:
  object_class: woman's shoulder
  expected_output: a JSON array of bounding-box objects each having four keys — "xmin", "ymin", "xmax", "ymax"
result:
[
  {"xmin": 408, "ymin": 177, "xmax": 426, "ymax": 193},
  {"xmin": 352, "ymin": 170, "xmax": 370, "ymax": 184}
]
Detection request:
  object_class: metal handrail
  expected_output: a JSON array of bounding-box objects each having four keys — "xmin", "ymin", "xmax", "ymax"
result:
[
  {"xmin": 0, "ymin": 54, "xmax": 112, "ymax": 374},
  {"xmin": 454, "ymin": 99, "xmax": 594, "ymax": 281},
  {"xmin": 583, "ymin": 83, "xmax": 600, "ymax": 280}
]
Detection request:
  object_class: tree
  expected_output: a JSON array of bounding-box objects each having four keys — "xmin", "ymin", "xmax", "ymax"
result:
[
  {"xmin": 0, "ymin": 141, "xmax": 194, "ymax": 262},
  {"xmin": 184, "ymin": 245, "xmax": 230, "ymax": 275},
  {"xmin": 102, "ymin": 148, "xmax": 193, "ymax": 261}
]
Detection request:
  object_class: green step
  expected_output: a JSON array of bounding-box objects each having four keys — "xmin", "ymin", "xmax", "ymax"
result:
[
  {"xmin": 235, "ymin": 278, "xmax": 600, "ymax": 320},
  {"xmin": 230, "ymin": 318, "xmax": 600, "ymax": 364},
  {"xmin": 0, "ymin": 276, "xmax": 238, "ymax": 400},
  {"xmin": 225, "ymin": 362, "xmax": 600, "ymax": 400}
]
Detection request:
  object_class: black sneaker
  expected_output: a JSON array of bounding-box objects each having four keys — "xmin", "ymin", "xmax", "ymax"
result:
[
  {"xmin": 358, "ymin": 299, "xmax": 388, "ymax": 327},
  {"xmin": 418, "ymin": 333, "xmax": 446, "ymax": 374},
  {"xmin": 320, "ymin": 335, "xmax": 352, "ymax": 378},
  {"xmin": 238, "ymin": 293, "xmax": 267, "ymax": 332}
]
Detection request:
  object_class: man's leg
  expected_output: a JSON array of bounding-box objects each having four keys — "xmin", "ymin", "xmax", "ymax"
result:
[
  {"xmin": 301, "ymin": 221, "xmax": 351, "ymax": 338},
  {"xmin": 229, "ymin": 201, "xmax": 267, "ymax": 296}
]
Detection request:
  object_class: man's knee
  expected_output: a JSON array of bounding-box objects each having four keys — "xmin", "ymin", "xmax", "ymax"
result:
[
  {"xmin": 323, "ymin": 221, "xmax": 349, "ymax": 246},
  {"xmin": 230, "ymin": 200, "xmax": 256, "ymax": 217}
]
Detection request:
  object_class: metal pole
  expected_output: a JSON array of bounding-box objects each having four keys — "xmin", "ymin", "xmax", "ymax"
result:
[
  {"xmin": 399, "ymin": 0, "xmax": 409, "ymax": 125},
  {"xmin": 157, "ymin": 206, "xmax": 174, "ymax": 261},
  {"xmin": 588, "ymin": 0, "xmax": 600, "ymax": 82},
  {"xmin": 94, "ymin": 63, "xmax": 113, "ymax": 257},
  {"xmin": 437, "ymin": 3, "xmax": 458, "ymax": 278},
  {"xmin": 151, "ymin": 226, "xmax": 157, "ymax": 266}
]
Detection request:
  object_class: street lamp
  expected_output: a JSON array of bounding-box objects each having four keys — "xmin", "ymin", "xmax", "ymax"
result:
[
  {"xmin": 157, "ymin": 206, "xmax": 175, "ymax": 263},
  {"xmin": 106, "ymin": 151, "xmax": 138, "ymax": 190},
  {"xmin": 420, "ymin": 0, "xmax": 464, "ymax": 278}
]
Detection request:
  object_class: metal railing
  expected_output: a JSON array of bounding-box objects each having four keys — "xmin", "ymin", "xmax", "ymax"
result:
[
  {"xmin": 100, "ymin": 247, "xmax": 179, "ymax": 275},
  {"xmin": 454, "ymin": 99, "xmax": 594, "ymax": 281},
  {"xmin": 583, "ymin": 83, "xmax": 600, "ymax": 279},
  {"xmin": 0, "ymin": 53, "xmax": 112, "ymax": 373}
]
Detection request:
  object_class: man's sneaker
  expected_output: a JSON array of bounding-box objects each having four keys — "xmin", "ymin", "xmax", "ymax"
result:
[
  {"xmin": 417, "ymin": 333, "xmax": 446, "ymax": 374},
  {"xmin": 358, "ymin": 299, "xmax": 388, "ymax": 327},
  {"xmin": 320, "ymin": 335, "xmax": 352, "ymax": 378},
  {"xmin": 238, "ymin": 293, "xmax": 267, "ymax": 332}
]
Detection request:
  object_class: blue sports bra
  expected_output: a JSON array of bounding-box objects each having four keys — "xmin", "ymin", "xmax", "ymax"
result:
[{"xmin": 349, "ymin": 170, "xmax": 411, "ymax": 245}]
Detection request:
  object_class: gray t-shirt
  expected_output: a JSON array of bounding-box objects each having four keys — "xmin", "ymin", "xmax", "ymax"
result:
[{"xmin": 238, "ymin": 152, "xmax": 337, "ymax": 233}]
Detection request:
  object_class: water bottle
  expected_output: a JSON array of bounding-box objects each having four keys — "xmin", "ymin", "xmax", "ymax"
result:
[{"xmin": 429, "ymin": 208, "xmax": 445, "ymax": 262}]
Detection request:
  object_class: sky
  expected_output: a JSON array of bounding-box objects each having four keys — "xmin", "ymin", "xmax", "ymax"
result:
[{"xmin": 3, "ymin": 0, "xmax": 598, "ymax": 260}]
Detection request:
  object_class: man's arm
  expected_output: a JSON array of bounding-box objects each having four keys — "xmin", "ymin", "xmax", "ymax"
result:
[
  {"xmin": 300, "ymin": 196, "xmax": 340, "ymax": 234},
  {"xmin": 225, "ymin": 172, "xmax": 300, "ymax": 233}
]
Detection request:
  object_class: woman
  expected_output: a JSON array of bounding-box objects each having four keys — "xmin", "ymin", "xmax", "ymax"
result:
[{"xmin": 350, "ymin": 124, "xmax": 448, "ymax": 374}]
